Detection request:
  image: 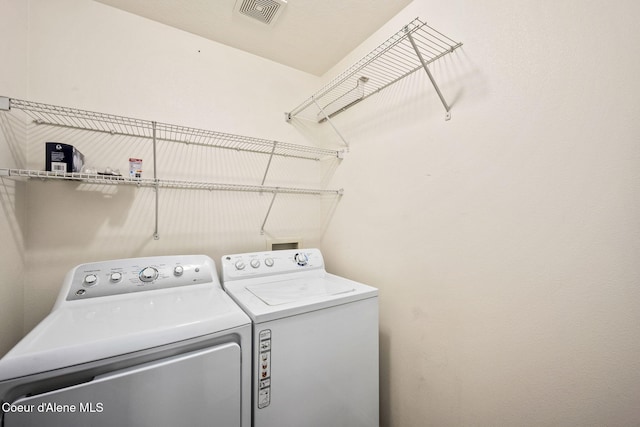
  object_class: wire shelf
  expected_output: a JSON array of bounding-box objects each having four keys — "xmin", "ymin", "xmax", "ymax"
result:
[
  {"xmin": 0, "ymin": 168, "xmax": 157, "ymax": 186},
  {"xmin": 287, "ymin": 17, "xmax": 462, "ymax": 121},
  {"xmin": 0, "ymin": 169, "xmax": 342, "ymax": 196},
  {"xmin": 8, "ymin": 98, "xmax": 340, "ymax": 160},
  {"xmin": 158, "ymin": 179, "xmax": 342, "ymax": 195}
]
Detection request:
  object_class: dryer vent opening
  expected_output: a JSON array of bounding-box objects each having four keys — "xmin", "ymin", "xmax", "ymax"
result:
[
  {"xmin": 272, "ymin": 242, "xmax": 299, "ymax": 251},
  {"xmin": 234, "ymin": 0, "xmax": 287, "ymax": 25}
]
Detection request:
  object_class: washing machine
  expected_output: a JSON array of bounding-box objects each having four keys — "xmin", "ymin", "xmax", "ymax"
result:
[
  {"xmin": 221, "ymin": 248, "xmax": 379, "ymax": 427},
  {"xmin": 0, "ymin": 255, "xmax": 251, "ymax": 427}
]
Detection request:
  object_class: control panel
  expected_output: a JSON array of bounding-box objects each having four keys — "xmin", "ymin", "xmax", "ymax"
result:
[
  {"xmin": 257, "ymin": 329, "xmax": 272, "ymax": 409},
  {"xmin": 64, "ymin": 255, "xmax": 216, "ymax": 301},
  {"xmin": 221, "ymin": 248, "xmax": 324, "ymax": 282}
]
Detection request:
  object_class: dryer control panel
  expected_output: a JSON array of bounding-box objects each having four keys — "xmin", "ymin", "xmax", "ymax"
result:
[
  {"xmin": 221, "ymin": 248, "xmax": 324, "ymax": 282},
  {"xmin": 62, "ymin": 255, "xmax": 217, "ymax": 301}
]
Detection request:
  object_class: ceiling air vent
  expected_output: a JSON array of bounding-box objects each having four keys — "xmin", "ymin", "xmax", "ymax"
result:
[{"xmin": 234, "ymin": 0, "xmax": 287, "ymax": 26}]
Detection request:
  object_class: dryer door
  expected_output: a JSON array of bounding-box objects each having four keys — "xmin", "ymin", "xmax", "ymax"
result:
[{"xmin": 3, "ymin": 343, "xmax": 241, "ymax": 427}]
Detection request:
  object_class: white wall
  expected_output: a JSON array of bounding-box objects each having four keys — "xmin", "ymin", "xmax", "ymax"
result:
[
  {"xmin": 0, "ymin": 0, "xmax": 27, "ymax": 356},
  {"xmin": 319, "ymin": 0, "xmax": 640, "ymax": 426},
  {"xmin": 4, "ymin": 0, "xmax": 330, "ymax": 334}
]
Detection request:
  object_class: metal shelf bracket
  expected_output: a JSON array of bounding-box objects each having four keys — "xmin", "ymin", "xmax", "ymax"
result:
[
  {"xmin": 261, "ymin": 191, "xmax": 278, "ymax": 235},
  {"xmin": 404, "ymin": 26, "xmax": 452, "ymax": 120},
  {"xmin": 261, "ymin": 141, "xmax": 278, "ymax": 186},
  {"xmin": 312, "ymin": 96, "xmax": 350, "ymax": 149}
]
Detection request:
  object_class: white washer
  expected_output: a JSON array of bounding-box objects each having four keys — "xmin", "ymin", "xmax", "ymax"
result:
[
  {"xmin": 221, "ymin": 248, "xmax": 379, "ymax": 427},
  {"xmin": 0, "ymin": 255, "xmax": 251, "ymax": 427}
]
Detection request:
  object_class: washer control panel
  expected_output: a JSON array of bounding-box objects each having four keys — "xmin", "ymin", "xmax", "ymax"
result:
[
  {"xmin": 257, "ymin": 329, "xmax": 272, "ymax": 409},
  {"xmin": 65, "ymin": 255, "xmax": 215, "ymax": 301},
  {"xmin": 221, "ymin": 248, "xmax": 324, "ymax": 282}
]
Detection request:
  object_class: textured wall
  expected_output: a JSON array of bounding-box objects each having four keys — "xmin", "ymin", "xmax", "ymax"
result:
[{"xmin": 319, "ymin": 0, "xmax": 640, "ymax": 425}]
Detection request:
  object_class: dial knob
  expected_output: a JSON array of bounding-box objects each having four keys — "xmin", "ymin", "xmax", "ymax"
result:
[
  {"xmin": 110, "ymin": 272, "xmax": 122, "ymax": 283},
  {"xmin": 294, "ymin": 252, "xmax": 308, "ymax": 266},
  {"xmin": 174, "ymin": 265, "xmax": 184, "ymax": 276},
  {"xmin": 84, "ymin": 274, "xmax": 98, "ymax": 286},
  {"xmin": 139, "ymin": 267, "xmax": 158, "ymax": 282},
  {"xmin": 235, "ymin": 260, "xmax": 246, "ymax": 270},
  {"xmin": 264, "ymin": 258, "xmax": 274, "ymax": 267},
  {"xmin": 250, "ymin": 259, "xmax": 261, "ymax": 269}
]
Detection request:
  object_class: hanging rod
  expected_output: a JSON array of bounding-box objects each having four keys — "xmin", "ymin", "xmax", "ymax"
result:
[
  {"xmin": 286, "ymin": 17, "xmax": 462, "ymax": 123},
  {"xmin": 5, "ymin": 97, "xmax": 341, "ymax": 161}
]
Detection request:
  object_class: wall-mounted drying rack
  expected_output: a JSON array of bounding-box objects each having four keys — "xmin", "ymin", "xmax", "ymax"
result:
[
  {"xmin": 285, "ymin": 17, "xmax": 462, "ymax": 147},
  {"xmin": 1, "ymin": 97, "xmax": 343, "ymax": 237}
]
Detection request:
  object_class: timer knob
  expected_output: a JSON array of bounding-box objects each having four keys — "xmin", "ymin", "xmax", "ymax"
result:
[
  {"xmin": 139, "ymin": 267, "xmax": 158, "ymax": 282},
  {"xmin": 174, "ymin": 265, "xmax": 184, "ymax": 276},
  {"xmin": 294, "ymin": 252, "xmax": 308, "ymax": 266}
]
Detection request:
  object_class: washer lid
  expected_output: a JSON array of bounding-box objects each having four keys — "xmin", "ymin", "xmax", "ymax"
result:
[
  {"xmin": 0, "ymin": 285, "xmax": 250, "ymax": 381},
  {"xmin": 246, "ymin": 277, "xmax": 355, "ymax": 306},
  {"xmin": 224, "ymin": 273, "xmax": 378, "ymax": 323}
]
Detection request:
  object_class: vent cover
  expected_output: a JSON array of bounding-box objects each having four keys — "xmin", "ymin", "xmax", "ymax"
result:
[{"xmin": 234, "ymin": 0, "xmax": 287, "ymax": 25}]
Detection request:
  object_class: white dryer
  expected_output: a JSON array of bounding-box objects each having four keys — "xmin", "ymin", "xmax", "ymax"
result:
[
  {"xmin": 0, "ymin": 255, "xmax": 251, "ymax": 427},
  {"xmin": 221, "ymin": 248, "xmax": 379, "ymax": 427}
]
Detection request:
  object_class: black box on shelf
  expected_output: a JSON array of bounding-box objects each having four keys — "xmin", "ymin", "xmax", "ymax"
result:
[{"xmin": 45, "ymin": 142, "xmax": 85, "ymax": 173}]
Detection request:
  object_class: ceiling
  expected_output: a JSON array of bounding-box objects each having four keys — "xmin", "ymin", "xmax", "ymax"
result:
[{"xmin": 94, "ymin": 0, "xmax": 413, "ymax": 76}]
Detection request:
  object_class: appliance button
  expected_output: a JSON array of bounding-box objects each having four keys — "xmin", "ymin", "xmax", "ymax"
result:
[{"xmin": 139, "ymin": 267, "xmax": 158, "ymax": 282}]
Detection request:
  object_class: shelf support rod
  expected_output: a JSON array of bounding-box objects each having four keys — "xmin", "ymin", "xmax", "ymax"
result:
[
  {"xmin": 152, "ymin": 121, "xmax": 160, "ymax": 240},
  {"xmin": 311, "ymin": 96, "xmax": 350, "ymax": 149},
  {"xmin": 405, "ymin": 27, "xmax": 452, "ymax": 119},
  {"xmin": 261, "ymin": 141, "xmax": 277, "ymax": 186},
  {"xmin": 260, "ymin": 191, "xmax": 278, "ymax": 235}
]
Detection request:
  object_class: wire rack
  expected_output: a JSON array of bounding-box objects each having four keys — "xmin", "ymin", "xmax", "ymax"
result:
[
  {"xmin": 0, "ymin": 168, "xmax": 343, "ymax": 236},
  {"xmin": 1, "ymin": 96, "xmax": 345, "ymax": 237},
  {"xmin": 287, "ymin": 17, "xmax": 462, "ymax": 122},
  {"xmin": 9, "ymin": 98, "xmax": 340, "ymax": 161},
  {"xmin": 0, "ymin": 169, "xmax": 157, "ymax": 186},
  {"xmin": 0, "ymin": 169, "xmax": 342, "ymax": 195}
]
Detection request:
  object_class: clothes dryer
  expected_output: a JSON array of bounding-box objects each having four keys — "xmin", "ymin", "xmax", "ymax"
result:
[
  {"xmin": 0, "ymin": 255, "xmax": 251, "ymax": 427},
  {"xmin": 221, "ymin": 248, "xmax": 379, "ymax": 427}
]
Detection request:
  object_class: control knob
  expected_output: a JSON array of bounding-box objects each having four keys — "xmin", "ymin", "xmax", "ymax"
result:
[
  {"xmin": 110, "ymin": 272, "xmax": 122, "ymax": 283},
  {"xmin": 294, "ymin": 252, "xmax": 309, "ymax": 266},
  {"xmin": 139, "ymin": 267, "xmax": 158, "ymax": 282},
  {"xmin": 174, "ymin": 265, "xmax": 184, "ymax": 276},
  {"xmin": 250, "ymin": 259, "xmax": 261, "ymax": 269},
  {"xmin": 264, "ymin": 258, "xmax": 274, "ymax": 267},
  {"xmin": 83, "ymin": 274, "xmax": 98, "ymax": 286},
  {"xmin": 235, "ymin": 260, "xmax": 246, "ymax": 270}
]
